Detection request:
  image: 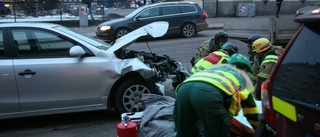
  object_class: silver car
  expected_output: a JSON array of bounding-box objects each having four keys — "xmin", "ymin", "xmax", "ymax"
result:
[{"xmin": 0, "ymin": 21, "xmax": 187, "ymax": 120}]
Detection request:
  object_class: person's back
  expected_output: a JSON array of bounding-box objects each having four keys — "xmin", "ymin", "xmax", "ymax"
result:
[
  {"xmin": 191, "ymin": 39, "xmax": 212, "ymax": 66},
  {"xmin": 191, "ymin": 43, "xmax": 238, "ymax": 74},
  {"xmin": 190, "ymin": 31, "xmax": 229, "ymax": 66}
]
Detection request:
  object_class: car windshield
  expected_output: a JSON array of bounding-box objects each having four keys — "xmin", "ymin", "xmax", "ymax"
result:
[
  {"xmin": 125, "ymin": 7, "xmax": 144, "ymax": 18},
  {"xmin": 312, "ymin": 1, "xmax": 320, "ymax": 6},
  {"xmin": 54, "ymin": 26, "xmax": 112, "ymax": 50}
]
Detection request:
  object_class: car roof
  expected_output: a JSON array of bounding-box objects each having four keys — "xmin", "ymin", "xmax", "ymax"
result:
[
  {"xmin": 145, "ymin": 1, "xmax": 197, "ymax": 7},
  {"xmin": 312, "ymin": 0, "xmax": 320, "ymax": 6},
  {"xmin": 295, "ymin": 9, "xmax": 320, "ymax": 23},
  {"xmin": 0, "ymin": 22, "xmax": 61, "ymax": 28}
]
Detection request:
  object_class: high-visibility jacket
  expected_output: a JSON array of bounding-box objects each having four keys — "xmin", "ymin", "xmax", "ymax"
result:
[
  {"xmin": 191, "ymin": 51, "xmax": 229, "ymax": 74},
  {"xmin": 179, "ymin": 65, "xmax": 256, "ymax": 115},
  {"xmin": 254, "ymin": 46, "xmax": 282, "ymax": 100},
  {"xmin": 250, "ymin": 46, "xmax": 282, "ymax": 84},
  {"xmin": 257, "ymin": 54, "xmax": 278, "ymax": 79}
]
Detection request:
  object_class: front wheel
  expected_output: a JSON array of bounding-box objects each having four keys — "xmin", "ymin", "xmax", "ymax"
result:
[
  {"xmin": 115, "ymin": 79, "xmax": 157, "ymax": 114},
  {"xmin": 115, "ymin": 28, "xmax": 130, "ymax": 39},
  {"xmin": 181, "ymin": 23, "xmax": 196, "ymax": 38}
]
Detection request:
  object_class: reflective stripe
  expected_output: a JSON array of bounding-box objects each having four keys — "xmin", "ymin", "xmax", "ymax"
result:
[
  {"xmin": 239, "ymin": 89, "xmax": 253, "ymax": 100},
  {"xmin": 199, "ymin": 70, "xmax": 240, "ymax": 91},
  {"xmin": 185, "ymin": 70, "xmax": 241, "ymax": 94},
  {"xmin": 253, "ymin": 42, "xmax": 271, "ymax": 52},
  {"xmin": 187, "ymin": 74, "xmax": 234, "ymax": 94},
  {"xmin": 272, "ymin": 96, "xmax": 297, "ymax": 122},
  {"xmin": 249, "ymin": 73, "xmax": 257, "ymax": 81},
  {"xmin": 243, "ymin": 107, "xmax": 259, "ymax": 115},
  {"xmin": 214, "ymin": 51, "xmax": 229, "ymax": 59},
  {"xmin": 191, "ymin": 65, "xmax": 207, "ymax": 74},
  {"xmin": 248, "ymin": 120, "xmax": 260, "ymax": 127},
  {"xmin": 233, "ymin": 92, "xmax": 241, "ymax": 115},
  {"xmin": 261, "ymin": 55, "xmax": 278, "ymax": 67},
  {"xmin": 213, "ymin": 70, "xmax": 243, "ymax": 90},
  {"xmin": 198, "ymin": 66, "xmax": 206, "ymax": 71},
  {"xmin": 257, "ymin": 72, "xmax": 269, "ymax": 79}
]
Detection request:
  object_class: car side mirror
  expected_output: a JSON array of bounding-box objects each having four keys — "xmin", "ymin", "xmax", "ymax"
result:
[
  {"xmin": 135, "ymin": 16, "xmax": 141, "ymax": 21},
  {"xmin": 69, "ymin": 45, "xmax": 86, "ymax": 57}
]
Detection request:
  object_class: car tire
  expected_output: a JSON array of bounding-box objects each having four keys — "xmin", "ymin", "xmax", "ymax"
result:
[
  {"xmin": 115, "ymin": 79, "xmax": 157, "ymax": 114},
  {"xmin": 115, "ymin": 28, "xmax": 130, "ymax": 39},
  {"xmin": 181, "ymin": 23, "xmax": 196, "ymax": 38}
]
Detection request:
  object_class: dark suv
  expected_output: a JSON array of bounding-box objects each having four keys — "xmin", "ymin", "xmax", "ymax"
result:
[
  {"xmin": 255, "ymin": 10, "xmax": 320, "ymax": 137},
  {"xmin": 95, "ymin": 2, "xmax": 209, "ymax": 42}
]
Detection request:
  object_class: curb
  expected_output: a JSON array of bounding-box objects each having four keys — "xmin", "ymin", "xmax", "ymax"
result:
[
  {"xmin": 209, "ymin": 23, "xmax": 224, "ymax": 30},
  {"xmin": 211, "ymin": 25, "xmax": 224, "ymax": 30}
]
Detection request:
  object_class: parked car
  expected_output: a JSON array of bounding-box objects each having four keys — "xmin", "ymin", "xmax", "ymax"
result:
[
  {"xmin": 0, "ymin": 21, "xmax": 188, "ymax": 120},
  {"xmin": 295, "ymin": 0, "xmax": 320, "ymax": 17},
  {"xmin": 255, "ymin": 9, "xmax": 320, "ymax": 137},
  {"xmin": 95, "ymin": 1, "xmax": 209, "ymax": 42}
]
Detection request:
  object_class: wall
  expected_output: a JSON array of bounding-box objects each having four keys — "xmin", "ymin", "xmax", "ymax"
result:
[{"xmin": 201, "ymin": 0, "xmax": 317, "ymax": 17}]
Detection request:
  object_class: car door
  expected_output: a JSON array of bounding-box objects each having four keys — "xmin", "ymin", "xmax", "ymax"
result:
[
  {"xmin": 129, "ymin": 7, "xmax": 160, "ymax": 30},
  {"xmin": 159, "ymin": 5, "xmax": 183, "ymax": 33},
  {"xmin": 0, "ymin": 29, "xmax": 20, "ymax": 114},
  {"xmin": 10, "ymin": 28, "xmax": 102, "ymax": 111}
]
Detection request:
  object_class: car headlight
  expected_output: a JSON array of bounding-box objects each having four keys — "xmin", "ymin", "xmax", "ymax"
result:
[
  {"xmin": 100, "ymin": 26, "xmax": 111, "ymax": 31},
  {"xmin": 311, "ymin": 9, "xmax": 320, "ymax": 14}
]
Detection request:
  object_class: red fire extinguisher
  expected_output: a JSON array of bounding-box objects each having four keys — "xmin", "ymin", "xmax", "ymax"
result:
[{"xmin": 116, "ymin": 115, "xmax": 138, "ymax": 137}]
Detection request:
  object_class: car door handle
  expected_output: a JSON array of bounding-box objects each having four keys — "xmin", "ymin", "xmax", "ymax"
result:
[{"xmin": 18, "ymin": 69, "xmax": 36, "ymax": 75}]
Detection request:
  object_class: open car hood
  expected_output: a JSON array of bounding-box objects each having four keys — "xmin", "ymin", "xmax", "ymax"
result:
[{"xmin": 106, "ymin": 21, "xmax": 169, "ymax": 53}]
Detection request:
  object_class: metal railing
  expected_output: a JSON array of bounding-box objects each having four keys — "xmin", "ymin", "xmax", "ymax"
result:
[{"xmin": 0, "ymin": 0, "xmax": 145, "ymax": 22}]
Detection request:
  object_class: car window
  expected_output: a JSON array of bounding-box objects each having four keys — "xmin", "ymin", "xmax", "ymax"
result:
[
  {"xmin": 313, "ymin": 1, "xmax": 320, "ymax": 6},
  {"xmin": 180, "ymin": 5, "xmax": 197, "ymax": 13},
  {"xmin": 138, "ymin": 7, "xmax": 159, "ymax": 18},
  {"xmin": 12, "ymin": 29, "xmax": 75, "ymax": 58},
  {"xmin": 0, "ymin": 30, "xmax": 4, "ymax": 59},
  {"xmin": 161, "ymin": 6, "xmax": 181, "ymax": 15},
  {"xmin": 54, "ymin": 26, "xmax": 111, "ymax": 50},
  {"xmin": 272, "ymin": 23, "xmax": 320, "ymax": 106}
]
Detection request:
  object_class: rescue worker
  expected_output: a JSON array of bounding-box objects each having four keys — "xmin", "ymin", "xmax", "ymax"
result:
[
  {"xmin": 247, "ymin": 34, "xmax": 262, "ymax": 63},
  {"xmin": 174, "ymin": 53, "xmax": 259, "ymax": 137},
  {"xmin": 190, "ymin": 43, "xmax": 238, "ymax": 75},
  {"xmin": 251, "ymin": 38, "xmax": 282, "ymax": 100},
  {"xmin": 247, "ymin": 34, "xmax": 262, "ymax": 85},
  {"xmin": 190, "ymin": 31, "xmax": 229, "ymax": 66}
]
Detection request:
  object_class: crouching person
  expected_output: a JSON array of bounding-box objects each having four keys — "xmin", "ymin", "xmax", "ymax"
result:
[{"xmin": 174, "ymin": 53, "xmax": 259, "ymax": 137}]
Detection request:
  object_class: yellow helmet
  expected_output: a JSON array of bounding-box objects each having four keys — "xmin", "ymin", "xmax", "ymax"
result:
[{"xmin": 252, "ymin": 38, "xmax": 272, "ymax": 53}]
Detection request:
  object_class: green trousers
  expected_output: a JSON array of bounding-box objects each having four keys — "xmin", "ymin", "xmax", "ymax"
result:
[{"xmin": 174, "ymin": 81, "xmax": 231, "ymax": 137}]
